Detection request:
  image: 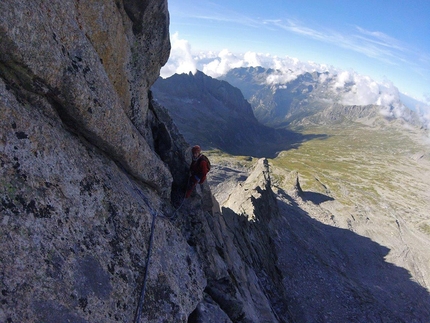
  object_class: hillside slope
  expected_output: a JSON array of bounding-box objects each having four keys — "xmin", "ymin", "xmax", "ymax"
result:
[
  {"xmin": 152, "ymin": 71, "xmax": 313, "ymax": 157},
  {"xmin": 209, "ymin": 154, "xmax": 430, "ymax": 322}
]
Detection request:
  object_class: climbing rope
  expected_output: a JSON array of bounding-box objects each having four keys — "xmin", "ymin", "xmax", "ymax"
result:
[
  {"xmin": 134, "ymin": 209, "xmax": 157, "ymax": 323},
  {"xmin": 119, "ymin": 165, "xmax": 190, "ymax": 321},
  {"xmin": 131, "ymin": 183, "xmax": 186, "ymax": 322},
  {"xmin": 130, "ymin": 186, "xmax": 161, "ymax": 323}
]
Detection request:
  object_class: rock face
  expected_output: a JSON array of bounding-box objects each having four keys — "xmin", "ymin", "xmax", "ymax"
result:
[
  {"xmin": 0, "ymin": 1, "xmax": 288, "ymax": 322},
  {"xmin": 1, "ymin": 0, "xmax": 172, "ymax": 196},
  {"xmin": 3, "ymin": 1, "xmax": 429, "ymax": 323},
  {"xmin": 209, "ymin": 156, "xmax": 430, "ymax": 322},
  {"xmin": 0, "ymin": 1, "xmax": 203, "ymax": 322}
]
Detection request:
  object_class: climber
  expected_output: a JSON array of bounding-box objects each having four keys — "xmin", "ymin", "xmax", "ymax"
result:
[{"xmin": 185, "ymin": 145, "xmax": 210, "ymax": 198}]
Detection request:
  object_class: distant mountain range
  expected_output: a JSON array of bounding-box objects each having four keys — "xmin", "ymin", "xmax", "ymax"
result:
[
  {"xmin": 220, "ymin": 67, "xmax": 332, "ymax": 127},
  {"xmin": 152, "ymin": 68, "xmax": 427, "ymax": 157},
  {"xmin": 220, "ymin": 66, "xmax": 425, "ymax": 129}
]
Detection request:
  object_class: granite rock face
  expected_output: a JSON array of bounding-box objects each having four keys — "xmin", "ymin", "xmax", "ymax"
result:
[
  {"xmin": 0, "ymin": 71, "xmax": 208, "ymax": 322},
  {"xmin": 0, "ymin": 1, "xmax": 202, "ymax": 322},
  {"xmin": 1, "ymin": 0, "xmax": 172, "ymax": 196},
  {"xmin": 0, "ymin": 1, "xmax": 288, "ymax": 322}
]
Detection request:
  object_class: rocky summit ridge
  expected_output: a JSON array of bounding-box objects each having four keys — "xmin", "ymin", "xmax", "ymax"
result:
[
  {"xmin": 220, "ymin": 66, "xmax": 426, "ymax": 129},
  {"xmin": 1, "ymin": 1, "xmax": 430, "ymax": 323}
]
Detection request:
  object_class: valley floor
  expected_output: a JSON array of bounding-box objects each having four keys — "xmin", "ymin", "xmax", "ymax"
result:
[
  {"xmin": 207, "ymin": 122, "xmax": 430, "ymax": 320},
  {"xmin": 271, "ymin": 122, "xmax": 430, "ymax": 289}
]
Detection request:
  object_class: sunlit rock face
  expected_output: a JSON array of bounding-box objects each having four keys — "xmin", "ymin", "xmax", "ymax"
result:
[
  {"xmin": 1, "ymin": 0, "xmax": 172, "ymax": 195},
  {"xmin": 0, "ymin": 1, "xmax": 202, "ymax": 322}
]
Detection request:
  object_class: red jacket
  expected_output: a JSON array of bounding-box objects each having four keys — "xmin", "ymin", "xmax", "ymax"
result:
[{"xmin": 190, "ymin": 155, "xmax": 209, "ymax": 184}]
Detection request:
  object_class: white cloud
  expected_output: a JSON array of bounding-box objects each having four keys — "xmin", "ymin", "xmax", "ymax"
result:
[
  {"xmin": 200, "ymin": 48, "xmax": 333, "ymax": 80},
  {"xmin": 160, "ymin": 33, "xmax": 196, "ymax": 78},
  {"xmin": 162, "ymin": 35, "xmax": 387, "ymax": 107},
  {"xmin": 415, "ymin": 94, "xmax": 430, "ymax": 127},
  {"xmin": 263, "ymin": 20, "xmax": 420, "ymax": 68},
  {"xmin": 161, "ymin": 34, "xmax": 275, "ymax": 78},
  {"xmin": 376, "ymin": 81, "xmax": 401, "ymax": 108},
  {"xmin": 265, "ymin": 70, "xmax": 298, "ymax": 85},
  {"xmin": 333, "ymin": 71, "xmax": 353, "ymax": 89},
  {"xmin": 332, "ymin": 71, "xmax": 382, "ymax": 106},
  {"xmin": 355, "ymin": 26, "xmax": 406, "ymax": 53},
  {"xmin": 161, "ymin": 35, "xmax": 430, "ymax": 126},
  {"xmin": 202, "ymin": 49, "xmax": 245, "ymax": 77},
  {"xmin": 422, "ymin": 111, "xmax": 430, "ymax": 128},
  {"xmin": 175, "ymin": 2, "xmax": 261, "ymax": 28},
  {"xmin": 243, "ymin": 51, "xmax": 264, "ymax": 67}
]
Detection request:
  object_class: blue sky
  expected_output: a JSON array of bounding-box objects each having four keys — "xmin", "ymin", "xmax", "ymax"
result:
[{"xmin": 167, "ymin": 0, "xmax": 429, "ymax": 103}]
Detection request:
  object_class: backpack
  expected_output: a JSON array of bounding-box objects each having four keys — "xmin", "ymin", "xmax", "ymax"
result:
[{"xmin": 199, "ymin": 154, "xmax": 211, "ymax": 172}]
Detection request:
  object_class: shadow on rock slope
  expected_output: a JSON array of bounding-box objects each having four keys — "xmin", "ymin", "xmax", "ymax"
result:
[
  {"xmin": 274, "ymin": 188, "xmax": 430, "ymax": 322},
  {"xmin": 205, "ymin": 157, "xmax": 430, "ymax": 321},
  {"xmin": 213, "ymin": 158, "xmax": 430, "ymax": 322}
]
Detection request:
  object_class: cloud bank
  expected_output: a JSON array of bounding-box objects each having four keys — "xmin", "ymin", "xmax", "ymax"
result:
[
  {"xmin": 160, "ymin": 34, "xmax": 430, "ymax": 127},
  {"xmin": 160, "ymin": 33, "xmax": 197, "ymax": 77},
  {"xmin": 161, "ymin": 34, "xmax": 333, "ymax": 80}
]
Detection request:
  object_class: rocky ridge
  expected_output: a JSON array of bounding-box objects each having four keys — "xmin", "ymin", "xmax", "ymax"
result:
[
  {"xmin": 220, "ymin": 66, "xmax": 425, "ymax": 129},
  {"xmin": 220, "ymin": 67, "xmax": 332, "ymax": 127},
  {"xmin": 209, "ymin": 155, "xmax": 430, "ymax": 322}
]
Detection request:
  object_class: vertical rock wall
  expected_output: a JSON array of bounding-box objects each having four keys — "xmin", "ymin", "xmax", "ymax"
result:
[{"xmin": 0, "ymin": 1, "xmax": 206, "ymax": 322}]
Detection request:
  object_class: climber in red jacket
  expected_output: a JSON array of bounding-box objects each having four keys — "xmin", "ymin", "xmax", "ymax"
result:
[{"xmin": 185, "ymin": 145, "xmax": 210, "ymax": 198}]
